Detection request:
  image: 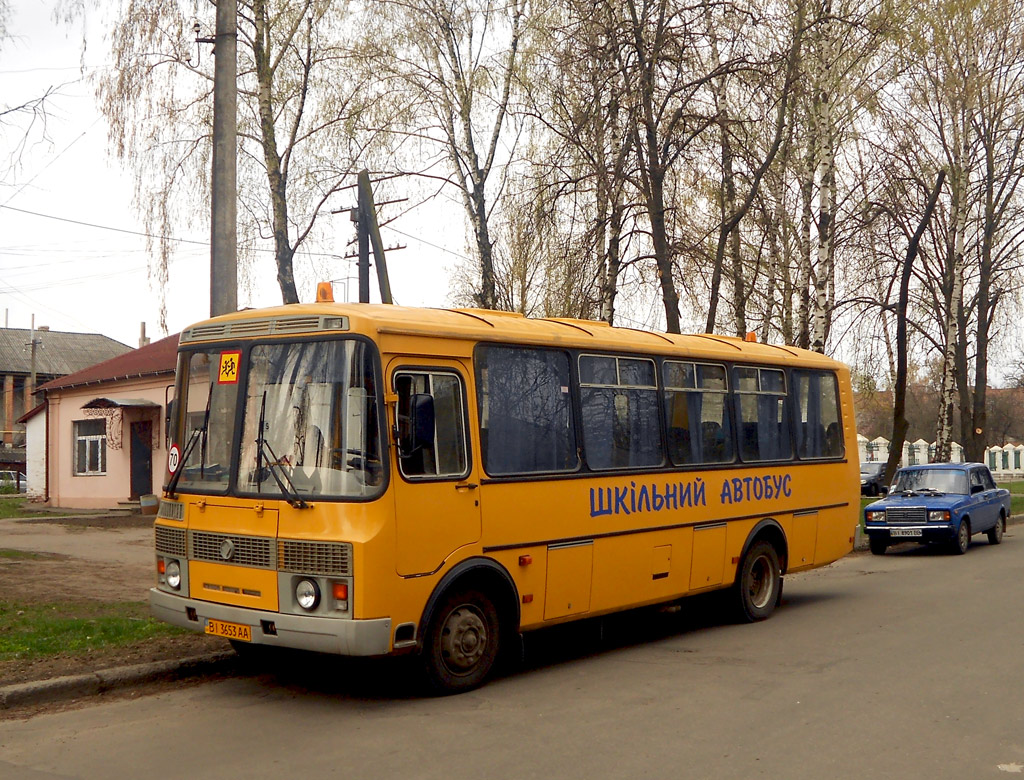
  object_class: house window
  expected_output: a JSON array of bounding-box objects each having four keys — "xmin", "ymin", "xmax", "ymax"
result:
[{"xmin": 74, "ymin": 419, "xmax": 107, "ymax": 475}]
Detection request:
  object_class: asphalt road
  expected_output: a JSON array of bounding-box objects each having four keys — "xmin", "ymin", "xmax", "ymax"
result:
[{"xmin": 2, "ymin": 532, "xmax": 1023, "ymax": 780}]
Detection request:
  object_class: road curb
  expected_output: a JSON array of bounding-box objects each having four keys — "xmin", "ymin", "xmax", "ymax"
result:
[{"xmin": 0, "ymin": 650, "xmax": 237, "ymax": 711}]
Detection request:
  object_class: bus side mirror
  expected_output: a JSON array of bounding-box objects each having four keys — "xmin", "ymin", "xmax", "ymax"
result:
[
  {"xmin": 166, "ymin": 398, "xmax": 177, "ymax": 443},
  {"xmin": 410, "ymin": 393, "xmax": 435, "ymax": 451}
]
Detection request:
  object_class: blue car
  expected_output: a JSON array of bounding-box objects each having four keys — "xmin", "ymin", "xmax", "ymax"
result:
[{"xmin": 864, "ymin": 463, "xmax": 1010, "ymax": 555}]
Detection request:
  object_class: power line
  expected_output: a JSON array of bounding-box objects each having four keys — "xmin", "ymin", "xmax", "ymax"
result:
[
  {"xmin": 0, "ymin": 204, "xmax": 349, "ymax": 260},
  {"xmin": 0, "ymin": 204, "xmax": 210, "ymax": 245},
  {"xmin": 380, "ymin": 224, "xmax": 472, "ymax": 262}
]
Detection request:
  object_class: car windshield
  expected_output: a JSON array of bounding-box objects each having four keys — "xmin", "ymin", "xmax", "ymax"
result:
[
  {"xmin": 860, "ymin": 463, "xmax": 883, "ymax": 476},
  {"xmin": 891, "ymin": 468, "xmax": 967, "ymax": 495},
  {"xmin": 171, "ymin": 339, "xmax": 384, "ymax": 499},
  {"xmin": 237, "ymin": 340, "xmax": 384, "ymax": 499}
]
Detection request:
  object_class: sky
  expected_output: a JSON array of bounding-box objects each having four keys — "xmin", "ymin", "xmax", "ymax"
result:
[{"xmin": 0, "ymin": 1, "xmax": 463, "ymax": 349}]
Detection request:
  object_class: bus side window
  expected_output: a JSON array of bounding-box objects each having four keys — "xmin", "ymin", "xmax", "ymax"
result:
[
  {"xmin": 663, "ymin": 361, "xmax": 732, "ymax": 466},
  {"xmin": 475, "ymin": 346, "xmax": 578, "ymax": 476},
  {"xmin": 579, "ymin": 355, "xmax": 663, "ymax": 470},
  {"xmin": 792, "ymin": 369, "xmax": 843, "ymax": 459},
  {"xmin": 395, "ymin": 371, "xmax": 469, "ymax": 479},
  {"xmin": 733, "ymin": 366, "xmax": 792, "ymax": 462}
]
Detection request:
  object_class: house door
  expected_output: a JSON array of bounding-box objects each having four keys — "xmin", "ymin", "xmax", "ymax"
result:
[{"xmin": 130, "ymin": 421, "xmax": 153, "ymax": 499}]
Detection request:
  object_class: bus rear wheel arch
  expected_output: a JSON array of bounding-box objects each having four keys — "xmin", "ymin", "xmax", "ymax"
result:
[{"xmin": 734, "ymin": 538, "xmax": 782, "ymax": 623}]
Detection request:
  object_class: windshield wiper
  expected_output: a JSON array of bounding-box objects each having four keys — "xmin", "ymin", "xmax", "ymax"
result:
[{"xmin": 255, "ymin": 391, "xmax": 309, "ymax": 509}]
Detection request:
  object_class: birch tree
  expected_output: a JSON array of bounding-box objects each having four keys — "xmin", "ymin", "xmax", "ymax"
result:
[
  {"xmin": 381, "ymin": 0, "xmax": 528, "ymax": 310},
  {"xmin": 85, "ymin": 0, "xmax": 377, "ymax": 320}
]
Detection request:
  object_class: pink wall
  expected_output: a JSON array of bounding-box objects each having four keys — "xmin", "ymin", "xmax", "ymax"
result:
[{"xmin": 46, "ymin": 375, "xmax": 175, "ymax": 510}]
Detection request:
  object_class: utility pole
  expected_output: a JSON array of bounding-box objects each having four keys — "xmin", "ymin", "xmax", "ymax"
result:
[
  {"xmin": 209, "ymin": 0, "xmax": 238, "ymax": 317},
  {"xmin": 348, "ymin": 170, "xmax": 395, "ymax": 304}
]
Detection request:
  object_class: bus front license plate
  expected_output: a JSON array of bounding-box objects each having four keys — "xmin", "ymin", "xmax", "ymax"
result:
[
  {"xmin": 205, "ymin": 618, "xmax": 252, "ymax": 642},
  {"xmin": 891, "ymin": 529, "xmax": 921, "ymax": 538}
]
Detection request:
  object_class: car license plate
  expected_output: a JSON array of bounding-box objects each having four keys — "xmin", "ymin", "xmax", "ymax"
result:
[
  {"xmin": 890, "ymin": 529, "xmax": 922, "ymax": 538},
  {"xmin": 205, "ymin": 618, "xmax": 252, "ymax": 642}
]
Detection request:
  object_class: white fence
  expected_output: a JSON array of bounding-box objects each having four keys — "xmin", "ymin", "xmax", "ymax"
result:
[{"xmin": 857, "ymin": 434, "xmax": 1022, "ymax": 481}]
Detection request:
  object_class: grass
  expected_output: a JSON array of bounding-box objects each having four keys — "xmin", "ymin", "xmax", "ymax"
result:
[
  {"xmin": 1012, "ymin": 495, "xmax": 1024, "ymax": 516},
  {"xmin": 0, "ymin": 496, "xmax": 76, "ymax": 521},
  {"xmin": 0, "ymin": 601, "xmax": 187, "ymax": 662},
  {"xmin": 0, "ymin": 549, "xmax": 52, "ymax": 560}
]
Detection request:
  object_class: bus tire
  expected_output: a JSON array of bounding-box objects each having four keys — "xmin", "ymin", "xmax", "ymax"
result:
[
  {"xmin": 421, "ymin": 587, "xmax": 501, "ymax": 694},
  {"xmin": 734, "ymin": 540, "xmax": 781, "ymax": 623}
]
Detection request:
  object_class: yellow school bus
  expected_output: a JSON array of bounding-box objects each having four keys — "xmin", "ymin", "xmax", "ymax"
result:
[{"xmin": 150, "ymin": 294, "xmax": 858, "ymax": 692}]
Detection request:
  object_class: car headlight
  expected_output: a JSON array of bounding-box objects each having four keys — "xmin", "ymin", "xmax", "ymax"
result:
[
  {"xmin": 165, "ymin": 560, "xmax": 182, "ymax": 590},
  {"xmin": 928, "ymin": 510, "xmax": 950, "ymax": 523},
  {"xmin": 295, "ymin": 579, "xmax": 320, "ymax": 611},
  {"xmin": 866, "ymin": 510, "xmax": 886, "ymax": 522}
]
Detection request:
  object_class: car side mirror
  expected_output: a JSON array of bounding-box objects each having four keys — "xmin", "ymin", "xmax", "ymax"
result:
[
  {"xmin": 400, "ymin": 393, "xmax": 435, "ymax": 458},
  {"xmin": 971, "ymin": 484, "xmax": 984, "ymax": 495}
]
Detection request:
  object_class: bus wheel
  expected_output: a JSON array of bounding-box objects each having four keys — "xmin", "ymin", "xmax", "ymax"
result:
[
  {"xmin": 735, "ymin": 540, "xmax": 781, "ymax": 623},
  {"xmin": 422, "ymin": 588, "xmax": 501, "ymax": 694}
]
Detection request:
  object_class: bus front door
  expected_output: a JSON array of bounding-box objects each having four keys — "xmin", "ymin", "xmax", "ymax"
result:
[{"xmin": 390, "ymin": 361, "xmax": 482, "ymax": 576}]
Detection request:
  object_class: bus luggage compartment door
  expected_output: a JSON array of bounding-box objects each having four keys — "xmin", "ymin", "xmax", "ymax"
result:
[{"xmin": 544, "ymin": 541, "xmax": 593, "ymax": 620}]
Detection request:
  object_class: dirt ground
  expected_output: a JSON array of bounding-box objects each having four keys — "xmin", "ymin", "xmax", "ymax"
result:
[{"xmin": 0, "ymin": 512, "xmax": 224, "ymax": 686}]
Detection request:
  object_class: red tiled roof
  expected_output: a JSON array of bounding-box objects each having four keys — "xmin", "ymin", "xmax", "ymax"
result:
[{"xmin": 38, "ymin": 334, "xmax": 180, "ymax": 392}]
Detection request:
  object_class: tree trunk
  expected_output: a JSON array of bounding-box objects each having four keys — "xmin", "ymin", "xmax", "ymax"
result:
[
  {"xmin": 253, "ymin": 0, "xmax": 299, "ymax": 304},
  {"xmin": 886, "ymin": 171, "xmax": 945, "ymax": 485}
]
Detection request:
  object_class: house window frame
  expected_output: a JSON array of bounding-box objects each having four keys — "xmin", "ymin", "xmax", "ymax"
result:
[{"xmin": 73, "ymin": 419, "xmax": 107, "ymax": 476}]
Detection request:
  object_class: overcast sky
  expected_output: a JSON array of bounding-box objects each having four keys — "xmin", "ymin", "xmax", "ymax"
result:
[{"xmin": 0, "ymin": 0, "xmax": 462, "ymax": 349}]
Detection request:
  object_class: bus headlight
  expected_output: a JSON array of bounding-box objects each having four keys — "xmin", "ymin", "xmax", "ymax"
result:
[
  {"xmin": 165, "ymin": 560, "xmax": 182, "ymax": 590},
  {"xmin": 295, "ymin": 579, "xmax": 320, "ymax": 611}
]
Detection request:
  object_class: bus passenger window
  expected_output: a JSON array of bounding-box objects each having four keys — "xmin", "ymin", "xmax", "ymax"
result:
[
  {"xmin": 475, "ymin": 346, "xmax": 578, "ymax": 476},
  {"xmin": 733, "ymin": 366, "xmax": 791, "ymax": 462},
  {"xmin": 792, "ymin": 370, "xmax": 843, "ymax": 458},
  {"xmin": 395, "ymin": 371, "xmax": 468, "ymax": 479},
  {"xmin": 663, "ymin": 361, "xmax": 732, "ymax": 465},
  {"xmin": 579, "ymin": 355, "xmax": 663, "ymax": 470}
]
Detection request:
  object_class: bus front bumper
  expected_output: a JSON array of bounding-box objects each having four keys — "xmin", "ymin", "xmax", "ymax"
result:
[{"xmin": 149, "ymin": 588, "xmax": 393, "ymax": 657}]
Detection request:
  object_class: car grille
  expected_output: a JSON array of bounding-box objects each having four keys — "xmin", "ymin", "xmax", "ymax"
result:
[
  {"xmin": 190, "ymin": 531, "xmax": 275, "ymax": 568},
  {"xmin": 278, "ymin": 540, "xmax": 352, "ymax": 576},
  {"xmin": 155, "ymin": 525, "xmax": 187, "ymax": 557},
  {"xmin": 884, "ymin": 507, "xmax": 927, "ymax": 524}
]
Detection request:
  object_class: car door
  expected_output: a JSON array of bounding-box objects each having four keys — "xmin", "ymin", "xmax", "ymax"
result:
[
  {"xmin": 968, "ymin": 468, "xmax": 996, "ymax": 532},
  {"xmin": 979, "ymin": 468, "xmax": 1002, "ymax": 530}
]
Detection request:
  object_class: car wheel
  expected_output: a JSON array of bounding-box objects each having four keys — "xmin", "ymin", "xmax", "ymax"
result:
[
  {"xmin": 869, "ymin": 537, "xmax": 887, "ymax": 556},
  {"xmin": 733, "ymin": 540, "xmax": 781, "ymax": 622},
  {"xmin": 987, "ymin": 513, "xmax": 1005, "ymax": 545},
  {"xmin": 952, "ymin": 520, "xmax": 970, "ymax": 555},
  {"xmin": 421, "ymin": 588, "xmax": 501, "ymax": 694}
]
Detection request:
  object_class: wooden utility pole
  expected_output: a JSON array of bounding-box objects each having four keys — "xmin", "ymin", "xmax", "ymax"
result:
[
  {"xmin": 209, "ymin": 0, "xmax": 238, "ymax": 317},
  {"xmin": 351, "ymin": 170, "xmax": 393, "ymax": 304}
]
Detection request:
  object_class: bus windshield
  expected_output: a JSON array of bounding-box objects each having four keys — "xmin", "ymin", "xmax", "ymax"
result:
[{"xmin": 174, "ymin": 339, "xmax": 384, "ymax": 499}]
